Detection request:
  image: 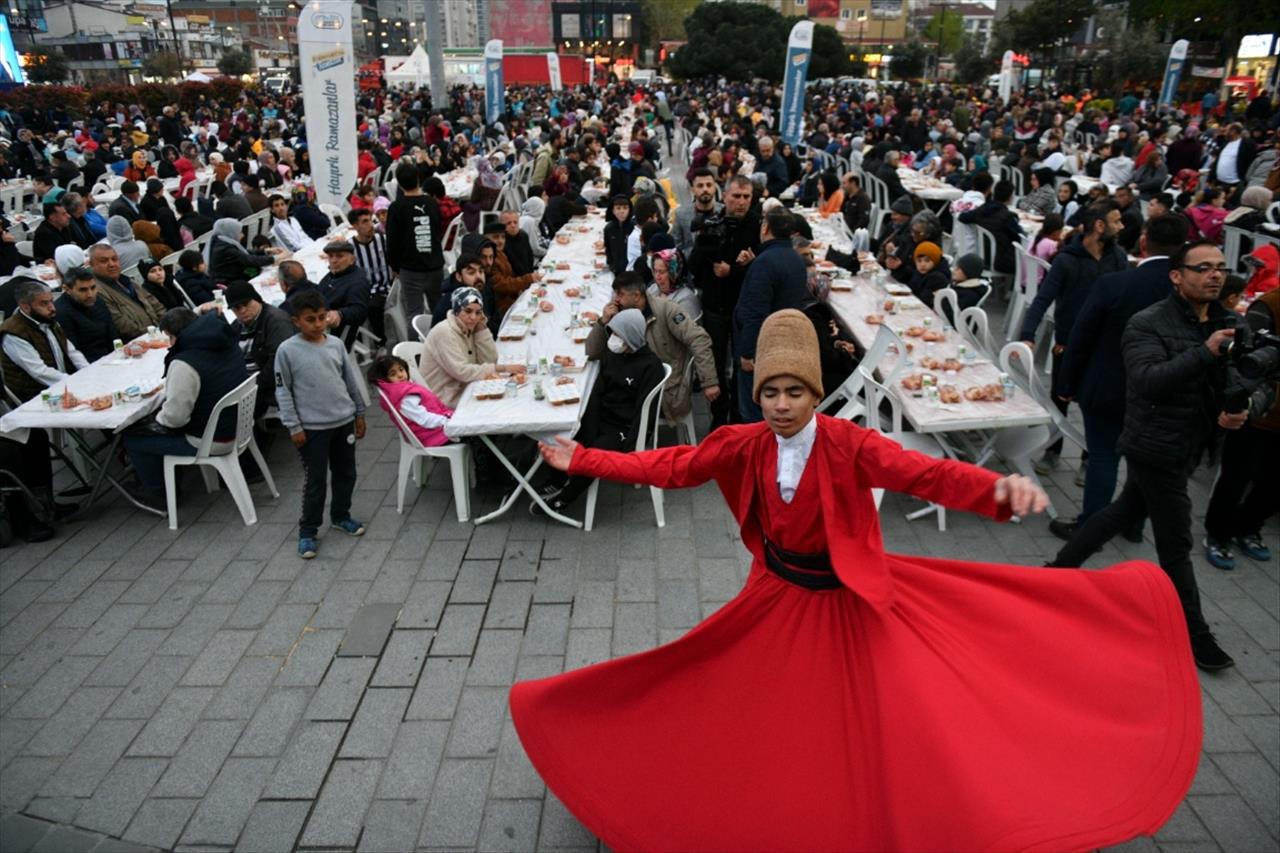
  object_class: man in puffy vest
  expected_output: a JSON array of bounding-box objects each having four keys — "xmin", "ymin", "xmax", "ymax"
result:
[{"xmin": 0, "ymin": 281, "xmax": 89, "ymax": 402}]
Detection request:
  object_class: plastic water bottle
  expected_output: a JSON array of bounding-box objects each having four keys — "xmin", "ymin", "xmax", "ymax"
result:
[
  {"xmin": 504, "ymin": 376, "xmax": 518, "ymax": 399},
  {"xmin": 999, "ymin": 372, "xmax": 1015, "ymax": 399}
]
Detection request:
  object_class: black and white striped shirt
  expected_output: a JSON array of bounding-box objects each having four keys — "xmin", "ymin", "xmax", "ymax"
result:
[{"xmin": 353, "ymin": 233, "xmax": 391, "ymax": 297}]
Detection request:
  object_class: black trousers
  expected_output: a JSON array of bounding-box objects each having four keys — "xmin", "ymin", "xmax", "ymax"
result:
[
  {"xmin": 296, "ymin": 421, "xmax": 357, "ymax": 538},
  {"xmin": 368, "ymin": 293, "xmax": 387, "ymax": 344},
  {"xmin": 1204, "ymin": 424, "xmax": 1280, "ymax": 541},
  {"xmin": 701, "ymin": 308, "xmax": 737, "ymax": 427},
  {"xmin": 548, "ymin": 423, "xmax": 628, "ymax": 506},
  {"xmin": 0, "ymin": 430, "xmax": 52, "ymax": 489},
  {"xmin": 1051, "ymin": 456, "xmax": 1207, "ymax": 636}
]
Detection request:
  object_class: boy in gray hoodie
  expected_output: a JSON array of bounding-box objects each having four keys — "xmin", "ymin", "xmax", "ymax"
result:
[{"xmin": 274, "ymin": 290, "xmax": 368, "ymax": 558}]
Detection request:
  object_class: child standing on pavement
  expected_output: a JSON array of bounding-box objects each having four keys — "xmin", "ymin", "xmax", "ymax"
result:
[{"xmin": 274, "ymin": 289, "xmax": 368, "ymax": 559}]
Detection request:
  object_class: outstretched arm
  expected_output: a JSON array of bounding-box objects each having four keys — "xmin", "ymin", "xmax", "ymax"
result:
[{"xmin": 539, "ymin": 431, "xmax": 728, "ymax": 491}]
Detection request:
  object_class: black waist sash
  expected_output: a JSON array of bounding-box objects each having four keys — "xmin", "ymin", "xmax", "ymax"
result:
[{"xmin": 763, "ymin": 538, "xmax": 842, "ymax": 590}]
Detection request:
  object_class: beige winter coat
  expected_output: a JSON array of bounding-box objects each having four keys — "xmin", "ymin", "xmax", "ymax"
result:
[{"xmin": 419, "ymin": 311, "xmax": 499, "ymax": 408}]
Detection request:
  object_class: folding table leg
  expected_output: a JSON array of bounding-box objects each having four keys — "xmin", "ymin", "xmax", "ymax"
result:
[{"xmin": 472, "ymin": 436, "xmax": 582, "ymax": 528}]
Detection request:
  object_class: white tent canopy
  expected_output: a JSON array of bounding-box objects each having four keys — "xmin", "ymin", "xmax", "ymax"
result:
[
  {"xmin": 184, "ymin": 70, "xmax": 214, "ymax": 83},
  {"xmin": 384, "ymin": 45, "xmax": 430, "ymax": 87}
]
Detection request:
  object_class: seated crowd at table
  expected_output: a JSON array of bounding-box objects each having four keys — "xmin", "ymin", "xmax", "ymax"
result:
[{"xmin": 0, "ymin": 75, "xmax": 1276, "ymax": 673}]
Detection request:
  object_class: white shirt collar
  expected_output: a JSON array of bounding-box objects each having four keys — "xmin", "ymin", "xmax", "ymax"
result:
[
  {"xmin": 774, "ymin": 416, "xmax": 818, "ymax": 504},
  {"xmin": 1137, "ymin": 255, "xmax": 1169, "ymax": 267}
]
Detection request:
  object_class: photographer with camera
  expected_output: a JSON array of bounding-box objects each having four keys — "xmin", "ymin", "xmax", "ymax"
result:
[
  {"xmin": 1202, "ymin": 287, "xmax": 1280, "ymax": 570},
  {"xmin": 1047, "ymin": 241, "xmax": 1245, "ymax": 672},
  {"xmin": 689, "ymin": 174, "xmax": 759, "ymax": 428}
]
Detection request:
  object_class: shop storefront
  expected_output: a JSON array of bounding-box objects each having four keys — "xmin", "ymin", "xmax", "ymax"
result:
[{"xmin": 1230, "ymin": 33, "xmax": 1279, "ymax": 96}]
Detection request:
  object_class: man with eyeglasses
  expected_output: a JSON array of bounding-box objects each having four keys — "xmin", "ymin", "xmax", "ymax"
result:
[{"xmin": 1048, "ymin": 240, "xmax": 1246, "ymax": 672}]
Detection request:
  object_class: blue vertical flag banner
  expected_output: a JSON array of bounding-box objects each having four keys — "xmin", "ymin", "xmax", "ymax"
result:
[
  {"xmin": 779, "ymin": 21, "xmax": 814, "ymax": 147},
  {"xmin": 1160, "ymin": 39, "xmax": 1190, "ymax": 107},
  {"xmin": 485, "ymin": 39, "xmax": 505, "ymax": 124},
  {"xmin": 298, "ymin": 0, "xmax": 357, "ymax": 209}
]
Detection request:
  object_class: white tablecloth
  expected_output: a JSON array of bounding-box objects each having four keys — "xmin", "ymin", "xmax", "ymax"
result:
[
  {"xmin": 445, "ymin": 210, "xmax": 612, "ymax": 439},
  {"xmin": 0, "ymin": 341, "xmax": 167, "ymax": 438},
  {"xmin": 898, "ymin": 168, "xmax": 963, "ymax": 202},
  {"xmin": 825, "ymin": 270, "xmax": 1051, "ymax": 434},
  {"xmin": 441, "ymin": 168, "xmax": 477, "ymax": 201}
]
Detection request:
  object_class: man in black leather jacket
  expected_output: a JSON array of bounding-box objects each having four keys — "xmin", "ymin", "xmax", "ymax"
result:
[{"xmin": 1048, "ymin": 241, "xmax": 1246, "ymax": 673}]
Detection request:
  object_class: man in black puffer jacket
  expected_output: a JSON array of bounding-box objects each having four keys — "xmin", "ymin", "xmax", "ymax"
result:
[{"xmin": 1048, "ymin": 241, "xmax": 1246, "ymax": 673}]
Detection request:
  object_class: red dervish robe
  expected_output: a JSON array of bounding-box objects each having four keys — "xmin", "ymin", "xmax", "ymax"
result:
[{"xmin": 509, "ymin": 415, "xmax": 1201, "ymax": 852}]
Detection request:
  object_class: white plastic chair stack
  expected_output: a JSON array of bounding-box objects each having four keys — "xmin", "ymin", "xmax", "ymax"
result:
[
  {"xmin": 817, "ymin": 324, "xmax": 897, "ymax": 423},
  {"xmin": 584, "ymin": 364, "xmax": 672, "ymax": 532},
  {"xmin": 317, "ymin": 203, "xmax": 347, "ymax": 232},
  {"xmin": 858, "ymin": 365, "xmax": 947, "ymax": 531},
  {"xmin": 162, "ymin": 374, "xmax": 279, "ymax": 530},
  {"xmin": 1008, "ymin": 245, "xmax": 1049, "ymax": 341},
  {"xmin": 410, "ymin": 313, "xmax": 433, "ymax": 342},
  {"xmin": 661, "ymin": 358, "xmax": 698, "ymax": 446},
  {"xmin": 377, "ymin": 388, "xmax": 472, "ymax": 521}
]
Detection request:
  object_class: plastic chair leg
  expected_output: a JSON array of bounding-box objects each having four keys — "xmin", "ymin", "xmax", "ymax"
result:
[
  {"xmin": 649, "ymin": 486, "xmax": 665, "ymax": 528},
  {"xmin": 200, "ymin": 466, "xmax": 219, "ymax": 492},
  {"xmin": 163, "ymin": 456, "xmax": 180, "ymax": 531},
  {"xmin": 584, "ymin": 480, "xmax": 599, "ymax": 532},
  {"xmin": 246, "ymin": 439, "xmax": 279, "ymax": 498},
  {"xmin": 396, "ymin": 445, "xmax": 415, "ymax": 514},
  {"xmin": 214, "ymin": 457, "xmax": 258, "ymax": 526},
  {"xmin": 447, "ymin": 453, "xmax": 471, "ymax": 523}
]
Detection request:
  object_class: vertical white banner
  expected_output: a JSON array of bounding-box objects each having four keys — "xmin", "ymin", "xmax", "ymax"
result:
[
  {"xmin": 547, "ymin": 52, "xmax": 562, "ymax": 91},
  {"xmin": 484, "ymin": 39, "xmax": 505, "ymax": 124},
  {"xmin": 779, "ymin": 21, "xmax": 815, "ymax": 147},
  {"xmin": 997, "ymin": 50, "xmax": 1014, "ymax": 104},
  {"xmin": 298, "ymin": 0, "xmax": 357, "ymax": 209}
]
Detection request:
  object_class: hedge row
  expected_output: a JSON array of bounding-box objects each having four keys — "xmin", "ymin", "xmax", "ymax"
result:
[{"xmin": 0, "ymin": 79, "xmax": 247, "ymax": 117}]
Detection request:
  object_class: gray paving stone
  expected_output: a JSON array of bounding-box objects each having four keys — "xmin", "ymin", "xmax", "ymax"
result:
[
  {"xmin": 85, "ymin": 630, "xmax": 169, "ymax": 687},
  {"xmin": 300, "ymin": 759, "xmax": 382, "ymax": 848},
  {"xmin": 87, "ymin": 837, "xmax": 157, "ymax": 853},
  {"xmin": 28, "ymin": 825, "xmax": 101, "ymax": 852},
  {"xmin": 612, "ymin": 602, "xmax": 657, "ymax": 656},
  {"xmin": 1154, "ymin": 800, "xmax": 1214, "ymax": 843},
  {"xmin": 565, "ymin": 628, "xmax": 612, "ymax": 671},
  {"xmin": 223, "ymin": 581, "xmax": 289, "ymax": 629},
  {"xmin": 117, "ymin": 560, "xmax": 189, "ymax": 605},
  {"xmin": 466, "ymin": 526, "xmax": 509, "ymax": 561},
  {"xmin": 52, "ymin": 581, "xmax": 129, "ymax": 630},
  {"xmin": 178, "ymin": 756, "xmax": 274, "ymax": 846},
  {"xmin": 7, "ymin": 655, "xmax": 99, "ymax": 719},
  {"xmin": 235, "ymin": 800, "xmax": 309, "ymax": 853},
  {"xmin": 263, "ymin": 720, "xmax": 345, "ymax": 799},
  {"xmin": 1211, "ymin": 751, "xmax": 1280, "ymax": 837},
  {"xmin": 274, "ymin": 628, "xmax": 343, "ymax": 686},
  {"xmin": 0, "ymin": 717, "xmax": 42, "ymax": 767},
  {"xmin": 233, "ymin": 687, "xmax": 309, "ymax": 756},
  {"xmin": 430, "ymin": 604, "xmax": 486, "ymax": 656},
  {"xmin": 153, "ymin": 720, "xmax": 245, "ymax": 797},
  {"xmin": 356, "ymin": 800, "xmax": 425, "ymax": 853},
  {"xmin": 491, "ymin": 719, "xmax": 544, "ymax": 800},
  {"xmin": 306, "ymin": 656, "xmax": 376, "ymax": 720},
  {"xmin": 247, "ymin": 603, "xmax": 316, "ymax": 656},
  {"xmin": 153, "ymin": 603, "xmax": 232, "ymax": 656},
  {"xmin": 484, "ymin": 582, "xmax": 534, "ymax": 630},
  {"xmin": 105, "ymin": 654, "xmax": 192, "ymax": 719},
  {"xmin": 417, "ymin": 758, "xmax": 493, "ymax": 848},
  {"xmin": 0, "ymin": 627, "xmax": 81, "ymax": 690},
  {"xmin": 312, "ymin": 580, "xmax": 371, "ymax": 628},
  {"xmin": 24, "ymin": 687, "xmax": 120, "ymax": 756},
  {"xmin": 1188, "ymin": 793, "xmax": 1278, "ymax": 853},
  {"xmin": 451, "ymin": 560, "xmax": 500, "ymax": 604},
  {"xmin": 123, "ymin": 798, "xmax": 198, "ymax": 851},
  {"xmin": 370, "ymin": 629, "xmax": 431, "ymax": 687},
  {"xmin": 137, "ymin": 582, "xmax": 206, "ymax": 629},
  {"xmin": 445, "ymin": 687, "xmax": 506, "ymax": 758},
  {"xmin": 477, "ymin": 798, "xmax": 544, "ymax": 853},
  {"xmin": 40, "ymin": 719, "xmax": 142, "ymax": 798},
  {"xmin": 199, "ymin": 560, "xmax": 262, "ymax": 604},
  {"xmin": 73, "ymin": 757, "xmax": 167, "ymax": 837},
  {"xmin": 465, "ymin": 629, "xmax": 522, "ymax": 687},
  {"xmin": 1, "ymin": 756, "xmax": 60, "ymax": 810},
  {"xmin": 36, "ymin": 560, "xmax": 111, "ymax": 604},
  {"xmin": 0, "ymin": 812, "xmax": 54, "ymax": 853},
  {"xmin": 657, "ymin": 579, "xmax": 700, "ymax": 629},
  {"xmin": 396, "ymin": 580, "xmax": 452, "ymax": 629},
  {"xmin": 532, "ymin": 559, "xmax": 577, "ymax": 604},
  {"xmin": 25, "ymin": 795, "xmax": 80, "ymax": 824},
  {"xmin": 521, "ymin": 604, "xmax": 570, "ymax": 656},
  {"xmin": 201, "ymin": 656, "xmax": 280, "ymax": 720},
  {"xmin": 340, "ymin": 687, "xmax": 411, "ymax": 758},
  {"xmin": 406, "ymin": 657, "xmax": 469, "ymax": 720},
  {"xmin": 570, "ymin": 581, "xmax": 614, "ymax": 628},
  {"xmin": 498, "ymin": 541, "xmax": 540, "ymax": 581},
  {"xmin": 179, "ymin": 630, "xmax": 256, "ymax": 687},
  {"xmin": 538, "ymin": 791, "xmax": 597, "ymax": 850},
  {"xmin": 377, "ymin": 719, "xmax": 448, "ymax": 800},
  {"xmin": 127, "ymin": 687, "xmax": 215, "ymax": 757}
]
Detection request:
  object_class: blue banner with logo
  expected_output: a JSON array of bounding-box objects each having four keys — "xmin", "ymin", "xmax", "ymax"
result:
[
  {"xmin": 485, "ymin": 39, "xmax": 504, "ymax": 124},
  {"xmin": 780, "ymin": 22, "xmax": 814, "ymax": 147},
  {"xmin": 1159, "ymin": 40, "xmax": 1189, "ymax": 107}
]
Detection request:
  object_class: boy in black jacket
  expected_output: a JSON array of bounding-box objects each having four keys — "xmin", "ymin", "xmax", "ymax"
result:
[{"xmin": 603, "ymin": 195, "xmax": 635, "ymax": 276}]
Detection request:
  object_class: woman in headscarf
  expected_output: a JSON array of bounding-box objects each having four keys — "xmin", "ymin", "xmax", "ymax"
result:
[
  {"xmin": 132, "ymin": 219, "xmax": 173, "ymax": 262},
  {"xmin": 206, "ymin": 217, "xmax": 278, "ymax": 284},
  {"xmin": 257, "ymin": 150, "xmax": 284, "ymax": 189},
  {"xmin": 138, "ymin": 258, "xmax": 188, "ymax": 310},
  {"xmin": 1223, "ymin": 185, "xmax": 1273, "ymax": 232},
  {"xmin": 779, "ymin": 141, "xmax": 803, "ymax": 185},
  {"xmin": 464, "ymin": 155, "xmax": 503, "ymax": 231},
  {"xmin": 648, "ymin": 247, "xmax": 701, "ymax": 318},
  {"xmin": 519, "ymin": 195, "xmax": 548, "ymax": 260},
  {"xmin": 123, "ymin": 149, "xmax": 155, "ymax": 183},
  {"xmin": 208, "ymin": 151, "xmax": 232, "ymax": 185},
  {"xmin": 1164, "ymin": 124, "xmax": 1204, "ymax": 176},
  {"xmin": 1016, "ymin": 167, "xmax": 1059, "ymax": 216},
  {"xmin": 106, "ymin": 214, "xmax": 151, "ymax": 271},
  {"xmin": 276, "ymin": 147, "xmax": 296, "ymax": 181}
]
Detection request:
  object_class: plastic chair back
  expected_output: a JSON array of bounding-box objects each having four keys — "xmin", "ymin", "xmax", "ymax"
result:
[
  {"xmin": 194, "ymin": 373, "xmax": 259, "ymax": 457},
  {"xmin": 392, "ymin": 340, "xmax": 426, "ymax": 385}
]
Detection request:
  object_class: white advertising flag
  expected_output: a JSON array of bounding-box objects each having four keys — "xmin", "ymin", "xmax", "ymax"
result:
[
  {"xmin": 547, "ymin": 52, "xmax": 562, "ymax": 91},
  {"xmin": 998, "ymin": 50, "xmax": 1014, "ymax": 104},
  {"xmin": 298, "ymin": 1, "xmax": 357, "ymax": 209}
]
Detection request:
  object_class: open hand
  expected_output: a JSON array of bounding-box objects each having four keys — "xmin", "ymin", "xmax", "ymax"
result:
[
  {"xmin": 538, "ymin": 436, "xmax": 580, "ymax": 473},
  {"xmin": 994, "ymin": 474, "xmax": 1049, "ymax": 517}
]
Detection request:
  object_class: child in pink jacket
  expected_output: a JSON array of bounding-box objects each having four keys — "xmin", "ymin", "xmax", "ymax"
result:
[{"xmin": 369, "ymin": 355, "xmax": 453, "ymax": 447}]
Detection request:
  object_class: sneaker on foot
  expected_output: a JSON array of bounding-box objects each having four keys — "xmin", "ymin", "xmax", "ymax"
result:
[
  {"xmin": 1122, "ymin": 526, "xmax": 1144, "ymax": 544},
  {"xmin": 1191, "ymin": 632, "xmax": 1234, "ymax": 672},
  {"xmin": 1233, "ymin": 533, "xmax": 1272, "ymax": 562},
  {"xmin": 1203, "ymin": 537, "xmax": 1235, "ymax": 571},
  {"xmin": 1048, "ymin": 518, "xmax": 1077, "ymax": 541},
  {"xmin": 331, "ymin": 518, "xmax": 366, "ymax": 537},
  {"xmin": 1033, "ymin": 453, "xmax": 1060, "ymax": 476},
  {"xmin": 298, "ymin": 537, "xmax": 318, "ymax": 559}
]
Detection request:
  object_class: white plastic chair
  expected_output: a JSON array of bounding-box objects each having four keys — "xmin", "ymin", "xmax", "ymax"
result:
[
  {"xmin": 933, "ymin": 287, "xmax": 961, "ymax": 328},
  {"xmin": 15, "ymin": 240, "xmax": 32, "ymax": 260},
  {"xmin": 377, "ymin": 388, "xmax": 472, "ymax": 521},
  {"xmin": 859, "ymin": 365, "xmax": 947, "ymax": 531},
  {"xmin": 959, "ymin": 306, "xmax": 993, "ymax": 356},
  {"xmin": 410, "ymin": 313, "xmax": 433, "ymax": 341},
  {"xmin": 584, "ymin": 363, "xmax": 671, "ymax": 532},
  {"xmin": 661, "ymin": 358, "xmax": 698, "ymax": 446},
  {"xmin": 318, "ymin": 203, "xmax": 347, "ymax": 231},
  {"xmin": 162, "ymin": 374, "xmax": 279, "ymax": 530},
  {"xmin": 976, "ymin": 342, "xmax": 1060, "ymax": 519},
  {"xmin": 1008, "ymin": 245, "xmax": 1050, "ymax": 341},
  {"xmin": 999, "ymin": 341, "xmax": 1085, "ymax": 455},
  {"xmin": 391, "ymin": 340, "xmax": 426, "ymax": 385},
  {"xmin": 818, "ymin": 323, "xmax": 899, "ymax": 422}
]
